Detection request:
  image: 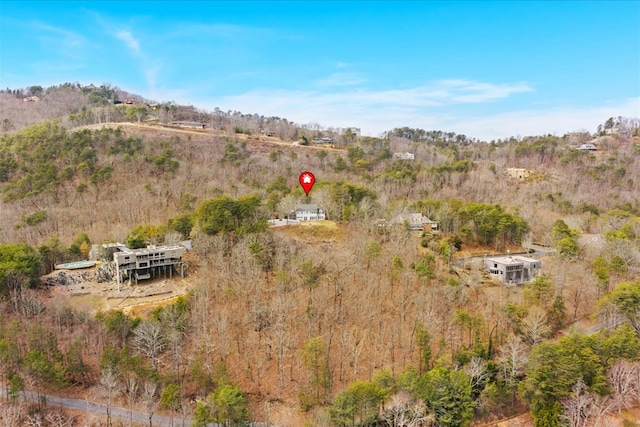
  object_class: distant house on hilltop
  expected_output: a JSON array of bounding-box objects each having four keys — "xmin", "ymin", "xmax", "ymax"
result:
[
  {"xmin": 393, "ymin": 152, "xmax": 415, "ymax": 160},
  {"xmin": 172, "ymin": 121, "xmax": 206, "ymax": 129},
  {"xmin": 290, "ymin": 204, "xmax": 326, "ymax": 221},
  {"xmin": 577, "ymin": 143, "xmax": 597, "ymax": 151},
  {"xmin": 506, "ymin": 168, "xmax": 531, "ymax": 179},
  {"xmin": 313, "ymin": 137, "xmax": 334, "ymax": 144},
  {"xmin": 343, "ymin": 127, "xmax": 361, "ymax": 136}
]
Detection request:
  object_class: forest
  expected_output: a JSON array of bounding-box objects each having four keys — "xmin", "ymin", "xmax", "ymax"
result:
[{"xmin": 0, "ymin": 83, "xmax": 639, "ymax": 426}]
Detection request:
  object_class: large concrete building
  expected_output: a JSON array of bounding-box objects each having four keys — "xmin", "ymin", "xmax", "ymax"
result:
[
  {"xmin": 111, "ymin": 244, "xmax": 185, "ymax": 287},
  {"xmin": 485, "ymin": 255, "xmax": 541, "ymax": 286}
]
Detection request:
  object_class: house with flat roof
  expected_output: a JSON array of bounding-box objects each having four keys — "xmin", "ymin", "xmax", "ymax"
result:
[
  {"xmin": 113, "ymin": 244, "xmax": 185, "ymax": 287},
  {"xmin": 90, "ymin": 243, "xmax": 185, "ymax": 288},
  {"xmin": 485, "ymin": 255, "xmax": 541, "ymax": 286}
]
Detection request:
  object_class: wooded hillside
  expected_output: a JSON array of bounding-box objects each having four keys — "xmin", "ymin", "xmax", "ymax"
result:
[{"xmin": 0, "ymin": 83, "xmax": 639, "ymax": 426}]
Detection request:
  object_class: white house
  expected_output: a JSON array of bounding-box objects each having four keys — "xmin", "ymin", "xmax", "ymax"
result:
[
  {"xmin": 291, "ymin": 204, "xmax": 326, "ymax": 221},
  {"xmin": 393, "ymin": 152, "xmax": 415, "ymax": 160},
  {"xmin": 577, "ymin": 143, "xmax": 597, "ymax": 151},
  {"xmin": 313, "ymin": 137, "xmax": 334, "ymax": 144},
  {"xmin": 485, "ymin": 255, "xmax": 541, "ymax": 286}
]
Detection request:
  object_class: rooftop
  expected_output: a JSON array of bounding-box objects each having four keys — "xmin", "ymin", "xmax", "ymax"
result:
[
  {"xmin": 295, "ymin": 204, "xmax": 321, "ymax": 211},
  {"xmin": 487, "ymin": 255, "xmax": 539, "ymax": 264}
]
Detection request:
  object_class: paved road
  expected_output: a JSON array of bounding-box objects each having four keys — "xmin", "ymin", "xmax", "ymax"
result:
[
  {"xmin": 1, "ymin": 388, "xmax": 191, "ymax": 426},
  {"xmin": 1, "ymin": 388, "xmax": 275, "ymax": 426}
]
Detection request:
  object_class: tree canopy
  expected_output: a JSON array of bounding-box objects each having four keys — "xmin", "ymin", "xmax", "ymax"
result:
[
  {"xmin": 193, "ymin": 194, "xmax": 267, "ymax": 237},
  {"xmin": 0, "ymin": 243, "xmax": 41, "ymax": 291}
]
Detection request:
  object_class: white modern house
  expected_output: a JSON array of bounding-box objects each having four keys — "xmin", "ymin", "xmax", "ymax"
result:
[{"xmin": 485, "ymin": 255, "xmax": 541, "ymax": 286}]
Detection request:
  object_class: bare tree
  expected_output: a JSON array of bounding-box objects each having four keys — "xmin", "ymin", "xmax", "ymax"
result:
[
  {"xmin": 464, "ymin": 356, "xmax": 489, "ymax": 393},
  {"xmin": 99, "ymin": 368, "xmax": 121, "ymax": 427},
  {"xmin": 520, "ymin": 307, "xmax": 550, "ymax": 347},
  {"xmin": 498, "ymin": 334, "xmax": 527, "ymax": 408},
  {"xmin": 0, "ymin": 402, "xmax": 23, "ymax": 427},
  {"xmin": 25, "ymin": 412, "xmax": 45, "ymax": 427},
  {"xmin": 561, "ymin": 379, "xmax": 596, "ymax": 427},
  {"xmin": 380, "ymin": 391, "xmax": 433, "ymax": 427},
  {"xmin": 124, "ymin": 373, "xmax": 139, "ymax": 427},
  {"xmin": 45, "ymin": 409, "xmax": 76, "ymax": 427},
  {"xmin": 142, "ymin": 380, "xmax": 159, "ymax": 427},
  {"xmin": 607, "ymin": 359, "xmax": 636, "ymax": 413},
  {"xmin": 8, "ymin": 276, "xmax": 45, "ymax": 319},
  {"xmin": 133, "ymin": 321, "xmax": 167, "ymax": 371}
]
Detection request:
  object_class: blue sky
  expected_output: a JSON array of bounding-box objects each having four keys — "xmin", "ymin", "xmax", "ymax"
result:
[{"xmin": 1, "ymin": 1, "xmax": 638, "ymax": 140}]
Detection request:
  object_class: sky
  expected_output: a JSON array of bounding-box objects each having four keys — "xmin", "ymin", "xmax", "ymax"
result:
[{"xmin": 0, "ymin": 1, "xmax": 639, "ymax": 140}]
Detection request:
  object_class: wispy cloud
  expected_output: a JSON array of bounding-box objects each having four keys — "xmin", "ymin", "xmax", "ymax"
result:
[
  {"xmin": 31, "ymin": 21, "xmax": 91, "ymax": 60},
  {"xmin": 32, "ymin": 22, "xmax": 87, "ymax": 48},
  {"xmin": 164, "ymin": 22, "xmax": 281, "ymax": 42},
  {"xmin": 110, "ymin": 26, "xmax": 163, "ymax": 93},
  {"xmin": 316, "ymin": 72, "xmax": 366, "ymax": 88},
  {"xmin": 441, "ymin": 79, "xmax": 534, "ymax": 103},
  {"xmin": 446, "ymin": 97, "xmax": 640, "ymax": 140},
  {"xmin": 211, "ymin": 78, "xmax": 533, "ymax": 117},
  {"xmin": 115, "ymin": 30, "xmax": 141, "ymax": 55},
  {"xmin": 199, "ymin": 81, "xmax": 636, "ymax": 140}
]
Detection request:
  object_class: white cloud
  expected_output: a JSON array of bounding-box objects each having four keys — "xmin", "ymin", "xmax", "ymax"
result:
[
  {"xmin": 33, "ymin": 22, "xmax": 87, "ymax": 48},
  {"xmin": 31, "ymin": 21, "xmax": 92, "ymax": 61},
  {"xmin": 115, "ymin": 30, "xmax": 140, "ymax": 54},
  {"xmin": 111, "ymin": 28, "xmax": 162, "ymax": 93},
  {"xmin": 446, "ymin": 97, "xmax": 640, "ymax": 140},
  {"xmin": 199, "ymin": 78, "xmax": 637, "ymax": 141},
  {"xmin": 213, "ymin": 79, "xmax": 532, "ymax": 112},
  {"xmin": 199, "ymin": 79, "xmax": 535, "ymax": 134},
  {"xmin": 316, "ymin": 72, "xmax": 365, "ymax": 88},
  {"xmin": 441, "ymin": 79, "xmax": 534, "ymax": 103}
]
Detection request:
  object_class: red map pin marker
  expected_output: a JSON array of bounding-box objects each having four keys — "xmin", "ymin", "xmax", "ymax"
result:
[{"xmin": 299, "ymin": 171, "xmax": 315, "ymax": 196}]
